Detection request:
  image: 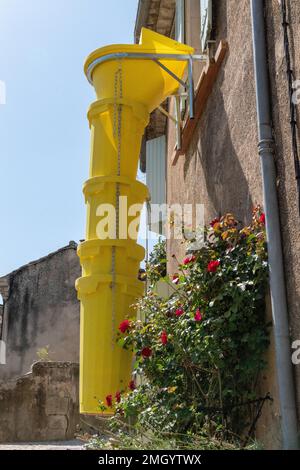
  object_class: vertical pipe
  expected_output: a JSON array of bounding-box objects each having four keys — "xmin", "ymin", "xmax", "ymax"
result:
[
  {"xmin": 250, "ymin": 0, "xmax": 299, "ymax": 449},
  {"xmin": 188, "ymin": 57, "xmax": 194, "ymax": 119},
  {"xmin": 175, "ymin": 95, "xmax": 182, "ymax": 150}
]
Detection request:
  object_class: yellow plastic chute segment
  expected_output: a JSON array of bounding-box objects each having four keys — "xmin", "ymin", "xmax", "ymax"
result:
[
  {"xmin": 77, "ymin": 28, "xmax": 194, "ymax": 414},
  {"xmin": 78, "ymin": 239, "xmax": 145, "ymax": 278},
  {"xmin": 87, "ymin": 100, "xmax": 148, "ymax": 179},
  {"xmin": 77, "ymin": 274, "xmax": 144, "ymax": 414}
]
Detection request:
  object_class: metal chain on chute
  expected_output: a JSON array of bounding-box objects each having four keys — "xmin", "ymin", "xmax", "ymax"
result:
[{"xmin": 111, "ymin": 59, "xmax": 123, "ymax": 348}]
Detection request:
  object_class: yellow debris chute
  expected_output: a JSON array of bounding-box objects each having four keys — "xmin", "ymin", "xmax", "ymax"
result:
[{"xmin": 76, "ymin": 28, "xmax": 194, "ymax": 414}]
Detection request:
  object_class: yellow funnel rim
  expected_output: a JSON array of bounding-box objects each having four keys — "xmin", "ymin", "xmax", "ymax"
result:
[
  {"xmin": 87, "ymin": 98, "xmax": 149, "ymax": 127},
  {"xmin": 84, "ymin": 27, "xmax": 194, "ymax": 84},
  {"xmin": 76, "ymin": 274, "xmax": 144, "ymax": 297}
]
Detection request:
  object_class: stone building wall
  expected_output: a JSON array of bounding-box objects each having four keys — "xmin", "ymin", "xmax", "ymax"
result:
[
  {"xmin": 136, "ymin": 0, "xmax": 300, "ymax": 448},
  {"xmin": 167, "ymin": 0, "xmax": 261, "ymax": 273},
  {"xmin": 0, "ymin": 362, "xmax": 79, "ymax": 442},
  {"xmin": 0, "ymin": 242, "xmax": 81, "ymax": 380},
  {"xmin": 265, "ymin": 0, "xmax": 300, "ymax": 420}
]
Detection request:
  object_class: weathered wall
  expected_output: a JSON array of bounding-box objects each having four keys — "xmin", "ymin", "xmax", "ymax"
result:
[
  {"xmin": 0, "ymin": 362, "xmax": 79, "ymax": 442},
  {"xmin": 163, "ymin": 0, "xmax": 298, "ymax": 449},
  {"xmin": 0, "ymin": 304, "xmax": 3, "ymax": 338},
  {"xmin": 255, "ymin": 296, "xmax": 282, "ymax": 449},
  {"xmin": 265, "ymin": 0, "xmax": 300, "ymax": 422},
  {"xmin": 0, "ymin": 242, "xmax": 81, "ymax": 380},
  {"xmin": 167, "ymin": 0, "xmax": 261, "ymax": 272},
  {"xmin": 135, "ymin": 0, "xmax": 299, "ymax": 450}
]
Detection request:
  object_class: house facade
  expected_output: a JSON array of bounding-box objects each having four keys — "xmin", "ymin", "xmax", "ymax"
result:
[{"xmin": 136, "ymin": 0, "xmax": 300, "ymax": 448}]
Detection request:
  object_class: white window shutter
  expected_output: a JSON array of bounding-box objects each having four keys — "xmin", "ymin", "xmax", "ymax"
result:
[
  {"xmin": 146, "ymin": 136, "xmax": 166, "ymax": 235},
  {"xmin": 200, "ymin": 0, "xmax": 212, "ymax": 51}
]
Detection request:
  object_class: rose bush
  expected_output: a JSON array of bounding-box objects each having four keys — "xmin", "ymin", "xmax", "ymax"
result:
[{"xmin": 101, "ymin": 207, "xmax": 270, "ymax": 442}]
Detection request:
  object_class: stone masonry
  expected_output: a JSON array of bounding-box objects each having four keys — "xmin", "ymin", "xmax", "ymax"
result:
[{"xmin": 0, "ymin": 362, "xmax": 79, "ymax": 442}]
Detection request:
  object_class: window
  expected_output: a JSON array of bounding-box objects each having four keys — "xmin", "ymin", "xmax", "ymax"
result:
[
  {"xmin": 200, "ymin": 0, "xmax": 212, "ymax": 51},
  {"xmin": 175, "ymin": 0, "xmax": 185, "ymax": 43}
]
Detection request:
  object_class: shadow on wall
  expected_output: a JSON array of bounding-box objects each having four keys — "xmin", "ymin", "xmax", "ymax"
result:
[
  {"xmin": 184, "ymin": 65, "xmax": 253, "ymax": 223},
  {"xmin": 212, "ymin": 0, "xmax": 228, "ymax": 45}
]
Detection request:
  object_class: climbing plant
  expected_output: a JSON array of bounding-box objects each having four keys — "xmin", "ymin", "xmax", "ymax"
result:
[{"xmin": 101, "ymin": 207, "xmax": 270, "ymax": 444}]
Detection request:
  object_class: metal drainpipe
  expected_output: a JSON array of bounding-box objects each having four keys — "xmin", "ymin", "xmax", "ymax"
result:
[{"xmin": 250, "ymin": 0, "xmax": 299, "ymax": 449}]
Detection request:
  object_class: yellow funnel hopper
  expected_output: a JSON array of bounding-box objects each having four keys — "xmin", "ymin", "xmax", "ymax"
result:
[
  {"xmin": 77, "ymin": 28, "xmax": 194, "ymax": 414},
  {"xmin": 84, "ymin": 28, "xmax": 194, "ymax": 113}
]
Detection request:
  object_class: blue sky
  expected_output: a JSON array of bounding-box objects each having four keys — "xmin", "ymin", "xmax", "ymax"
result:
[{"xmin": 0, "ymin": 0, "xmax": 149, "ymax": 275}]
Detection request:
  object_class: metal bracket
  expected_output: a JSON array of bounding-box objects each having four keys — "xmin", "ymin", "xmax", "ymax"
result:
[
  {"xmin": 152, "ymin": 55, "xmax": 202, "ymax": 149},
  {"xmin": 153, "ymin": 55, "xmax": 195, "ymax": 121},
  {"xmin": 152, "ymin": 58, "xmax": 187, "ymax": 88},
  {"xmin": 152, "ymin": 54, "xmax": 205, "ymax": 149}
]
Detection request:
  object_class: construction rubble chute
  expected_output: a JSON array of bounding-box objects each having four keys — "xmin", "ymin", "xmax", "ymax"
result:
[{"xmin": 76, "ymin": 28, "xmax": 194, "ymax": 414}]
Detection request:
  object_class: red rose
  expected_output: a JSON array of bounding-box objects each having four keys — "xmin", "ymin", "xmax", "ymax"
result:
[
  {"xmin": 118, "ymin": 319, "xmax": 131, "ymax": 333},
  {"xmin": 115, "ymin": 391, "xmax": 121, "ymax": 403},
  {"xmin": 194, "ymin": 309, "xmax": 203, "ymax": 322},
  {"xmin": 141, "ymin": 347, "xmax": 152, "ymax": 358},
  {"xmin": 175, "ymin": 307, "xmax": 184, "ymax": 317},
  {"xmin": 210, "ymin": 217, "xmax": 220, "ymax": 228},
  {"xmin": 106, "ymin": 394, "xmax": 113, "ymax": 407},
  {"xmin": 129, "ymin": 380, "xmax": 136, "ymax": 391},
  {"xmin": 172, "ymin": 274, "xmax": 179, "ymax": 284},
  {"xmin": 183, "ymin": 255, "xmax": 196, "ymax": 265},
  {"xmin": 259, "ymin": 213, "xmax": 265, "ymax": 225},
  {"xmin": 207, "ymin": 260, "xmax": 220, "ymax": 273},
  {"xmin": 161, "ymin": 330, "xmax": 168, "ymax": 345}
]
